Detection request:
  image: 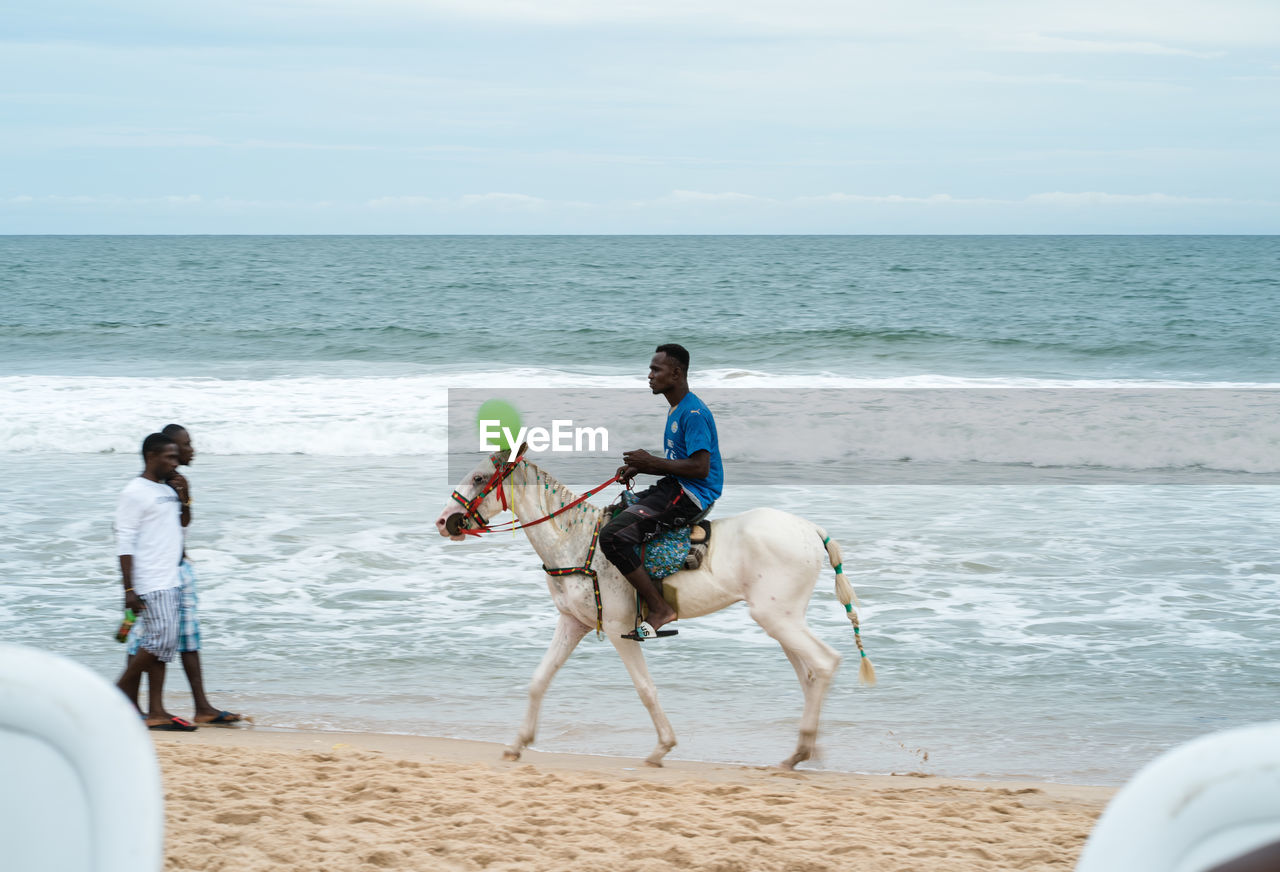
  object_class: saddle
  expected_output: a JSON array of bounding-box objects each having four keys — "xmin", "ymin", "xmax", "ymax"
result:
[{"xmin": 614, "ymin": 491, "xmax": 713, "ymax": 580}]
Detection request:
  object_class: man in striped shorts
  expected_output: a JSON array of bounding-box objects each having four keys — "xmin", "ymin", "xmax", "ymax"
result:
[
  {"xmin": 125, "ymin": 424, "xmax": 241, "ymax": 725},
  {"xmin": 115, "ymin": 432, "xmax": 197, "ymax": 730}
]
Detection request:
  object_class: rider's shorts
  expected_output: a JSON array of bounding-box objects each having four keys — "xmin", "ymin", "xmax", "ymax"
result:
[{"xmin": 599, "ymin": 477, "xmax": 704, "ymax": 574}]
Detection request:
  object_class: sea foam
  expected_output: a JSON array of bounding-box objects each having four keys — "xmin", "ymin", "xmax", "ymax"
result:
[{"xmin": 4, "ymin": 371, "xmax": 1279, "ymax": 477}]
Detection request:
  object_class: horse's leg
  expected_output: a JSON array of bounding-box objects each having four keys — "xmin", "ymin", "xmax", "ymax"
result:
[
  {"xmin": 750, "ymin": 606, "xmax": 842, "ymax": 770},
  {"xmin": 608, "ymin": 636, "xmax": 678, "ymax": 767},
  {"xmin": 505, "ymin": 613, "xmax": 592, "ymax": 761},
  {"xmin": 782, "ymin": 647, "xmax": 813, "ymax": 692},
  {"xmin": 778, "ymin": 645, "xmax": 828, "ymax": 765}
]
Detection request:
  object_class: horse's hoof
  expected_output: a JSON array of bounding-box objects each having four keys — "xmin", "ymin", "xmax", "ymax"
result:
[
  {"xmin": 779, "ymin": 752, "xmax": 809, "ymax": 770},
  {"xmin": 644, "ymin": 758, "xmax": 664, "ymax": 768},
  {"xmin": 502, "ymin": 750, "xmax": 521, "ymax": 762}
]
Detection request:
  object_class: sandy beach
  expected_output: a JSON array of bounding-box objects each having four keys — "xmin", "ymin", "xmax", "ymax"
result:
[{"xmin": 153, "ymin": 728, "xmax": 1112, "ymax": 871}]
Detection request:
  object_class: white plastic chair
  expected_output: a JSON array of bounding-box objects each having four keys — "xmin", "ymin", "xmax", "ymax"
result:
[
  {"xmin": 0, "ymin": 644, "xmax": 164, "ymax": 872},
  {"xmin": 1077, "ymin": 721, "xmax": 1280, "ymax": 872}
]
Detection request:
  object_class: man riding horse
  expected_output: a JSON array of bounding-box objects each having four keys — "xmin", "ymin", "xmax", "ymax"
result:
[
  {"xmin": 600, "ymin": 343, "xmax": 723, "ymax": 640},
  {"xmin": 435, "ymin": 345, "xmax": 871, "ymax": 767}
]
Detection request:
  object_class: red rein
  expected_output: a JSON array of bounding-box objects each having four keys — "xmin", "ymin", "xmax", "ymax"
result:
[{"xmin": 450, "ymin": 458, "xmax": 621, "ymax": 537}]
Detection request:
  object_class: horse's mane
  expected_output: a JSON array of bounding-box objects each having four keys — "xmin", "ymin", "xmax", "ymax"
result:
[{"xmin": 520, "ymin": 461, "xmax": 606, "ymax": 536}]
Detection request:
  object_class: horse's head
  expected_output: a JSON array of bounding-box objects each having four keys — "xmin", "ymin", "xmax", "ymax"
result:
[{"xmin": 435, "ymin": 445, "xmax": 526, "ymax": 540}]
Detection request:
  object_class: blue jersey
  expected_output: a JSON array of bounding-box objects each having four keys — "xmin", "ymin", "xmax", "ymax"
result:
[{"xmin": 664, "ymin": 392, "xmax": 723, "ymax": 508}]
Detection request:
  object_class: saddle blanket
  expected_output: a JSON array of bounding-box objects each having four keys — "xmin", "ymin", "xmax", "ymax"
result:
[{"xmin": 617, "ymin": 491, "xmax": 697, "ymax": 581}]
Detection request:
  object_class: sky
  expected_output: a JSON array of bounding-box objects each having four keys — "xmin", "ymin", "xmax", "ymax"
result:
[{"xmin": 3, "ymin": 0, "xmax": 1278, "ymax": 233}]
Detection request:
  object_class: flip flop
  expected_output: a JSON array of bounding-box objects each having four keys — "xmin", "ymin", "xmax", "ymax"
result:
[
  {"xmin": 622, "ymin": 621, "xmax": 678, "ymax": 641},
  {"xmin": 197, "ymin": 710, "xmax": 242, "ymax": 726},
  {"xmin": 148, "ymin": 716, "xmax": 198, "ymax": 732}
]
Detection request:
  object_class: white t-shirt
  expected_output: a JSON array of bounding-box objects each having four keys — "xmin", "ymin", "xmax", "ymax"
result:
[{"xmin": 115, "ymin": 477, "xmax": 183, "ymax": 595}]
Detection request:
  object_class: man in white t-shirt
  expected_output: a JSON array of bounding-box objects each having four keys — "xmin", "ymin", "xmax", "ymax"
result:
[
  {"xmin": 114, "ymin": 432, "xmax": 197, "ymax": 730},
  {"xmin": 125, "ymin": 424, "xmax": 242, "ymax": 726}
]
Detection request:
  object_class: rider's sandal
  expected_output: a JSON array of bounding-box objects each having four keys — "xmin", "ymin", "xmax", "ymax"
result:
[{"xmin": 622, "ymin": 621, "xmax": 678, "ymax": 641}]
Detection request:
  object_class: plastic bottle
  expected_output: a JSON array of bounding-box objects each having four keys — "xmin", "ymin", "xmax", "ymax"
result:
[{"xmin": 114, "ymin": 608, "xmax": 136, "ymax": 643}]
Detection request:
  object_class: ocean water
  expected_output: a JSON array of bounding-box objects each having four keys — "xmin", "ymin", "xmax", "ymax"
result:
[{"xmin": 2, "ymin": 235, "xmax": 1278, "ymax": 784}]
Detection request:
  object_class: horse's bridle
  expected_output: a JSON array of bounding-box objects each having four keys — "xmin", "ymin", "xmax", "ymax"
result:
[
  {"xmin": 447, "ymin": 449, "xmax": 525, "ymax": 536},
  {"xmin": 446, "ymin": 445, "xmax": 623, "ymax": 537}
]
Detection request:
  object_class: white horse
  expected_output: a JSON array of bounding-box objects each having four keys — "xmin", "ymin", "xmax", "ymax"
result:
[{"xmin": 434, "ymin": 450, "xmax": 875, "ymax": 769}]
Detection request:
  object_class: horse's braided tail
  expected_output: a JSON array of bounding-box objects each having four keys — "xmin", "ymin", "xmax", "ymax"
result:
[{"xmin": 817, "ymin": 527, "xmax": 876, "ymax": 686}]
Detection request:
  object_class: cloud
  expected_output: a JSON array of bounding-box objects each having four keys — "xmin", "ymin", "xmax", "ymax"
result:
[
  {"xmin": 800, "ymin": 191, "xmax": 1267, "ymax": 208},
  {"xmin": 5, "ymin": 194, "xmax": 204, "ymax": 206},
  {"xmin": 655, "ymin": 190, "xmax": 775, "ymax": 204},
  {"xmin": 800, "ymin": 193, "xmax": 981, "ymax": 205},
  {"xmin": 646, "ymin": 189, "xmax": 1275, "ymax": 210},
  {"xmin": 20, "ymin": 0, "xmax": 1262, "ymax": 54},
  {"xmin": 366, "ymin": 195, "xmax": 448, "ymax": 209},
  {"xmin": 3, "ymin": 194, "xmax": 339, "ymax": 209},
  {"xmin": 288, "ymin": 0, "xmax": 1280, "ymax": 47},
  {"xmin": 366, "ymin": 193, "xmax": 593, "ymax": 211},
  {"xmin": 4, "ymin": 121, "xmax": 404, "ymax": 152},
  {"xmin": 1002, "ymin": 33, "xmax": 1224, "ymax": 58},
  {"xmin": 12, "ymin": 190, "xmax": 1269, "ymax": 213},
  {"xmin": 5, "ymin": 187, "xmax": 1276, "ymax": 233},
  {"xmin": 457, "ymin": 192, "xmax": 552, "ymax": 210},
  {"xmin": 76, "ymin": 131, "xmax": 227, "ymax": 148},
  {"xmin": 1025, "ymin": 191, "xmax": 1241, "ymax": 206}
]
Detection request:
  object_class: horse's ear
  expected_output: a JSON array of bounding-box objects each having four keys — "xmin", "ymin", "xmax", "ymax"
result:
[{"xmin": 515, "ymin": 441, "xmax": 530, "ymax": 460}]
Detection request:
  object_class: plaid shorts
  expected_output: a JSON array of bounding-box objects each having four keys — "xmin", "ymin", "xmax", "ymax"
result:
[{"xmin": 127, "ymin": 559, "xmax": 200, "ymax": 655}]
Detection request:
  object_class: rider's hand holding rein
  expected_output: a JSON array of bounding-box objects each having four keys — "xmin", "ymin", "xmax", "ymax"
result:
[{"xmin": 616, "ymin": 464, "xmax": 639, "ymax": 487}]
